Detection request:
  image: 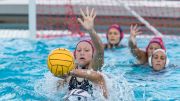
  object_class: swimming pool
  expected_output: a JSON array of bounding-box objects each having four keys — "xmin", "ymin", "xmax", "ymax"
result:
[{"xmin": 1, "ymin": 36, "xmax": 180, "ymax": 101}]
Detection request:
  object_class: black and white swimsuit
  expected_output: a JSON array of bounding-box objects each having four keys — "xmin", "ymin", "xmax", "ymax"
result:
[
  {"xmin": 63, "ymin": 76, "xmax": 93, "ymax": 101},
  {"xmin": 68, "ymin": 76, "xmax": 93, "ymax": 95}
]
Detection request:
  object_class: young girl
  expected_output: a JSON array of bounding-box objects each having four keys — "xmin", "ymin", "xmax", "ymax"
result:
[
  {"xmin": 58, "ymin": 7, "xmax": 108, "ymax": 100},
  {"xmin": 104, "ymin": 24, "xmax": 125, "ymax": 49},
  {"xmin": 129, "ymin": 24, "xmax": 166, "ymax": 65},
  {"xmin": 148, "ymin": 49, "xmax": 169, "ymax": 71}
]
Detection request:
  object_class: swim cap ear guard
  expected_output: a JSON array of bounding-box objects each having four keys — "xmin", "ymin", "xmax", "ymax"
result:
[{"xmin": 148, "ymin": 49, "xmax": 170, "ymax": 68}]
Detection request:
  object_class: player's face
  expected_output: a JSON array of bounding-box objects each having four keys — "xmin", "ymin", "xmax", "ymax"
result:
[
  {"xmin": 76, "ymin": 42, "xmax": 93, "ymax": 67},
  {"xmin": 107, "ymin": 28, "xmax": 120, "ymax": 45},
  {"xmin": 152, "ymin": 51, "xmax": 166, "ymax": 71},
  {"xmin": 147, "ymin": 43, "xmax": 161, "ymax": 57}
]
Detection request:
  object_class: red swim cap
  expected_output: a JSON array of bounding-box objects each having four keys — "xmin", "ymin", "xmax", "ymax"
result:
[
  {"xmin": 146, "ymin": 37, "xmax": 166, "ymax": 54},
  {"xmin": 106, "ymin": 24, "xmax": 124, "ymax": 44}
]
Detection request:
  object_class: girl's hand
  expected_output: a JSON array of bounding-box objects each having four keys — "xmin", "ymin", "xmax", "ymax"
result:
[
  {"xmin": 130, "ymin": 24, "xmax": 142, "ymax": 38},
  {"xmin": 78, "ymin": 7, "xmax": 96, "ymax": 32}
]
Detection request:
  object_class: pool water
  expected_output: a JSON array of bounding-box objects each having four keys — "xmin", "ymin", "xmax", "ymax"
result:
[{"xmin": 0, "ymin": 37, "xmax": 180, "ymax": 101}]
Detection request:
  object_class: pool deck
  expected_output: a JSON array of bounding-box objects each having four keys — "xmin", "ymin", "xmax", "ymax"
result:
[
  {"xmin": 0, "ymin": 0, "xmax": 180, "ymax": 18},
  {"xmin": 0, "ymin": 0, "xmax": 180, "ymax": 38}
]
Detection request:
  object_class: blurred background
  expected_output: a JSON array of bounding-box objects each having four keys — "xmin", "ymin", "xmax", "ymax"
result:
[{"xmin": 0, "ymin": 0, "xmax": 179, "ymax": 38}]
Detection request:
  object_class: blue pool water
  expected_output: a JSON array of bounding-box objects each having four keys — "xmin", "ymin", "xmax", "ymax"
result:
[{"xmin": 0, "ymin": 37, "xmax": 180, "ymax": 101}]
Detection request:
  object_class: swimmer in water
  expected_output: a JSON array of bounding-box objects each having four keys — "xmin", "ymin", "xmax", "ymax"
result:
[
  {"xmin": 58, "ymin": 7, "xmax": 108, "ymax": 100},
  {"xmin": 129, "ymin": 24, "xmax": 166, "ymax": 65},
  {"xmin": 104, "ymin": 24, "xmax": 125, "ymax": 49},
  {"xmin": 149, "ymin": 49, "xmax": 169, "ymax": 71}
]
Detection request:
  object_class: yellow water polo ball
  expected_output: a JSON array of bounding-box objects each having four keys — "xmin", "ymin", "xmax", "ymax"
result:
[{"xmin": 47, "ymin": 48, "xmax": 75, "ymax": 77}]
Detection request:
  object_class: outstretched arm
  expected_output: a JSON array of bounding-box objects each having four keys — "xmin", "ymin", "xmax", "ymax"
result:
[
  {"xmin": 78, "ymin": 7, "xmax": 104, "ymax": 71},
  {"xmin": 129, "ymin": 24, "xmax": 147, "ymax": 64},
  {"xmin": 70, "ymin": 69, "xmax": 108, "ymax": 99}
]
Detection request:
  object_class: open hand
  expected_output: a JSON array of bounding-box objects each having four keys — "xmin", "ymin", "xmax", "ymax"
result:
[
  {"xmin": 78, "ymin": 7, "xmax": 96, "ymax": 32},
  {"xmin": 130, "ymin": 24, "xmax": 142, "ymax": 38}
]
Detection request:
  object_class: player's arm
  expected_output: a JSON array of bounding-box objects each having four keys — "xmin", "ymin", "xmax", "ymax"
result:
[
  {"xmin": 70, "ymin": 69, "xmax": 108, "ymax": 98},
  {"xmin": 78, "ymin": 7, "xmax": 104, "ymax": 71},
  {"xmin": 129, "ymin": 24, "xmax": 147, "ymax": 64}
]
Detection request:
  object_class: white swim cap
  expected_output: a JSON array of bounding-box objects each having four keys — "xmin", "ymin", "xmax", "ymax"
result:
[{"xmin": 148, "ymin": 49, "xmax": 169, "ymax": 67}]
